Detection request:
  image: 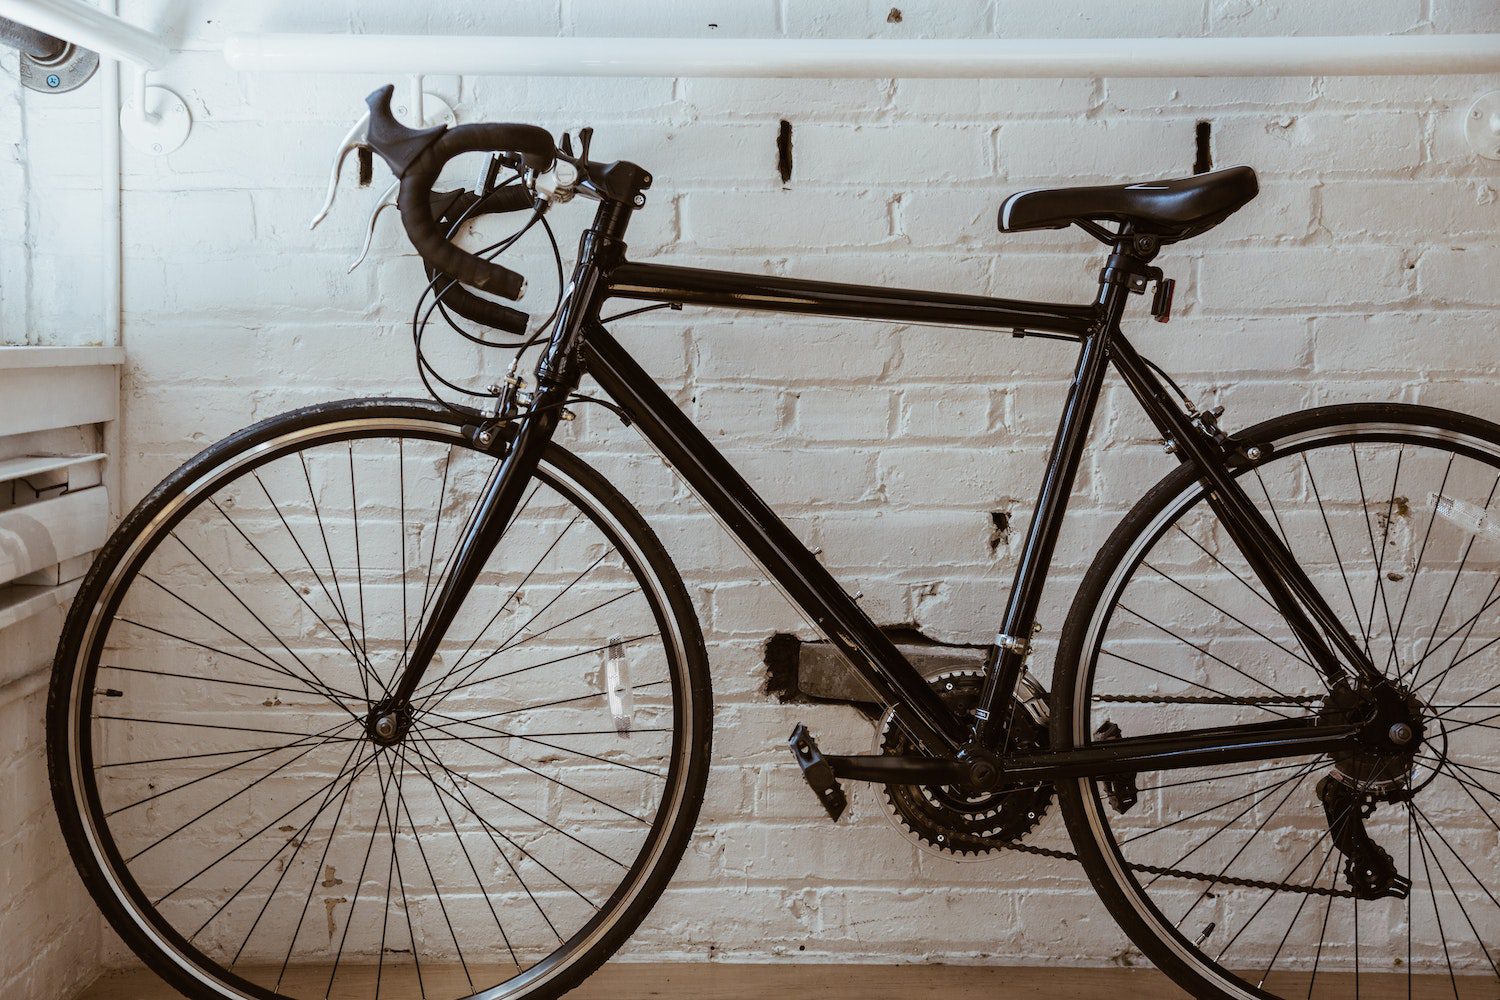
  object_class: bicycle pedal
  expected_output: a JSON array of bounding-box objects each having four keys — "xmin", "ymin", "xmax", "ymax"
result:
[
  {"xmin": 788, "ymin": 723, "xmax": 847, "ymax": 822},
  {"xmin": 1094, "ymin": 720, "xmax": 1139, "ymax": 814}
]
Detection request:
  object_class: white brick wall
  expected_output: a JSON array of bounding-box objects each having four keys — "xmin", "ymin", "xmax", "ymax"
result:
[{"xmin": 4, "ymin": 0, "xmax": 1500, "ymax": 985}]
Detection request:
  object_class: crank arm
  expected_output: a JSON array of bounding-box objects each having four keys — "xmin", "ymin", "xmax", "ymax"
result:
[{"xmin": 826, "ymin": 753, "xmax": 968, "ymax": 786}]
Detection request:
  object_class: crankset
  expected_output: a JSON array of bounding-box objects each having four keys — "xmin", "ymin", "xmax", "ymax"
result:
[{"xmin": 875, "ymin": 670, "xmax": 1055, "ymax": 857}]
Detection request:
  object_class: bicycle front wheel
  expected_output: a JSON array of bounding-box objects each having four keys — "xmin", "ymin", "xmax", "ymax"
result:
[
  {"xmin": 48, "ymin": 398, "xmax": 711, "ymax": 1000},
  {"xmin": 1055, "ymin": 403, "xmax": 1500, "ymax": 1000}
]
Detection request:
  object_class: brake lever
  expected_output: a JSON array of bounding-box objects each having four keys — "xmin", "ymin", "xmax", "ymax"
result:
[
  {"xmin": 309, "ymin": 110, "xmax": 372, "ymax": 230},
  {"xmin": 347, "ymin": 178, "xmax": 400, "ymax": 273}
]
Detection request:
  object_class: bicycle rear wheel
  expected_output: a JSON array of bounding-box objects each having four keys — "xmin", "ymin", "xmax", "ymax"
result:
[
  {"xmin": 49, "ymin": 398, "xmax": 711, "ymax": 1000},
  {"xmin": 1055, "ymin": 403, "xmax": 1500, "ymax": 1000}
]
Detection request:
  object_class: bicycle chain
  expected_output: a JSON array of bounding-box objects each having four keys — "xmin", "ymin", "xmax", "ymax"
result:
[
  {"xmin": 997, "ymin": 690, "xmax": 1351, "ymax": 897},
  {"xmin": 1093, "ymin": 694, "xmax": 1323, "ymax": 706},
  {"xmin": 984, "ymin": 836, "xmax": 1356, "ymax": 898}
]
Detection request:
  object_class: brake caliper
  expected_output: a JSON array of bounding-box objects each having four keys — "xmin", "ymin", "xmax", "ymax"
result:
[{"xmin": 1094, "ymin": 720, "xmax": 1139, "ymax": 814}]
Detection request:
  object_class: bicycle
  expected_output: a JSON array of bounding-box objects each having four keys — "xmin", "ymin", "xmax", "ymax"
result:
[{"xmin": 48, "ymin": 84, "xmax": 1500, "ymax": 1000}]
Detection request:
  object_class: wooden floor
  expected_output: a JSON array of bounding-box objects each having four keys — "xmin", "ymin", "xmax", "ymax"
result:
[
  {"xmin": 76, "ymin": 962, "xmax": 1482, "ymax": 999},
  {"xmin": 79, "ymin": 963, "xmax": 1181, "ymax": 999}
]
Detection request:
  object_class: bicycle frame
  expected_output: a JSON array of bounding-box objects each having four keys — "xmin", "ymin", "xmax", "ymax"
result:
[{"xmin": 391, "ymin": 196, "xmax": 1378, "ymax": 784}]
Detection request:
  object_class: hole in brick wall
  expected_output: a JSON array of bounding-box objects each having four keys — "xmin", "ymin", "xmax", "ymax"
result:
[
  {"xmin": 887, "ymin": 7, "xmax": 904, "ymax": 22},
  {"xmin": 764, "ymin": 626, "xmax": 987, "ymax": 715},
  {"xmin": 988, "ymin": 510, "xmax": 1012, "ymax": 553},
  {"xmin": 762, "ymin": 632, "xmax": 803, "ymax": 702},
  {"xmin": 1194, "ymin": 121, "xmax": 1213, "ymax": 175},
  {"xmin": 777, "ymin": 119, "xmax": 794, "ymax": 185}
]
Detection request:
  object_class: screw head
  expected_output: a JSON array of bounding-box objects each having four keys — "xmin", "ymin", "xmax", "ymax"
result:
[
  {"xmin": 375, "ymin": 715, "xmax": 398, "ymax": 740},
  {"xmin": 1388, "ymin": 722, "xmax": 1414, "ymax": 746},
  {"xmin": 1246, "ymin": 445, "xmax": 1263, "ymax": 461},
  {"xmin": 46, "ymin": 74, "xmax": 60, "ymax": 88}
]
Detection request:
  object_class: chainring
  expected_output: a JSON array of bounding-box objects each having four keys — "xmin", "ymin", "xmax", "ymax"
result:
[{"xmin": 879, "ymin": 671, "xmax": 1054, "ymax": 857}]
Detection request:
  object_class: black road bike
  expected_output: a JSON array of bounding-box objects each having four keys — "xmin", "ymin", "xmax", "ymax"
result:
[{"xmin": 49, "ymin": 86, "xmax": 1500, "ymax": 1000}]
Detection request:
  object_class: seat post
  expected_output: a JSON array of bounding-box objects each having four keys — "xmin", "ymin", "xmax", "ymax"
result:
[{"xmin": 1095, "ymin": 231, "xmax": 1174, "ymax": 323}]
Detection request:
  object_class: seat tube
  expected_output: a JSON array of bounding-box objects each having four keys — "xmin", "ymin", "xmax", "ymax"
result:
[{"xmin": 971, "ymin": 283, "xmax": 1125, "ymax": 748}]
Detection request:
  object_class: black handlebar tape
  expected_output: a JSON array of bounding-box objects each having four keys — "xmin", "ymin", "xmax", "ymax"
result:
[
  {"xmin": 430, "ymin": 183, "xmax": 536, "ymax": 223},
  {"xmin": 423, "ymin": 185, "xmax": 540, "ymax": 336},
  {"xmin": 425, "ymin": 268, "xmax": 531, "ymax": 336},
  {"xmin": 397, "ymin": 124, "xmax": 556, "ymax": 301}
]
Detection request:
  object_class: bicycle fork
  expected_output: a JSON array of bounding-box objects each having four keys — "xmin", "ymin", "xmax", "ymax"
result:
[{"xmin": 373, "ymin": 214, "xmax": 623, "ymax": 735}]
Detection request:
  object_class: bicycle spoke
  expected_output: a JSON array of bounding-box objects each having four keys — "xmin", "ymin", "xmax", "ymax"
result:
[
  {"xmin": 134, "ymin": 577, "xmax": 357, "ymax": 715},
  {"xmin": 325, "ymin": 749, "xmax": 399, "ymax": 997},
  {"xmin": 1352, "ymin": 444, "xmax": 1402, "ymax": 657},
  {"xmin": 1119, "ymin": 763, "xmax": 1321, "ymax": 847},
  {"xmin": 399, "ymin": 459, "xmax": 510, "ymax": 676},
  {"xmin": 1098, "ymin": 646, "xmax": 1297, "ymax": 719},
  {"xmin": 268, "ymin": 745, "xmax": 373, "ymax": 981},
  {"xmin": 194, "ymin": 738, "xmax": 366, "ymax": 948},
  {"xmin": 170, "ymin": 532, "xmax": 362, "ymax": 713},
  {"xmin": 416, "ymin": 714, "xmax": 652, "ymax": 825},
  {"xmin": 422, "ymin": 632, "xmax": 659, "ymax": 706},
  {"xmin": 404, "ymin": 733, "xmax": 603, "ymax": 909},
  {"xmin": 413, "ymin": 523, "xmax": 597, "ymax": 714},
  {"xmin": 1302, "ymin": 453, "xmax": 1370, "ymax": 658},
  {"xmin": 1382, "ymin": 453, "xmax": 1454, "ymax": 677},
  {"xmin": 1165, "ymin": 757, "xmax": 1322, "ymax": 914},
  {"xmin": 153, "ymin": 743, "xmax": 376, "ymax": 902},
  {"xmin": 255, "ymin": 471, "xmax": 369, "ymax": 674},
  {"xmin": 405, "ymin": 731, "xmax": 559, "ymax": 946},
  {"xmin": 1118, "ymin": 603, "xmax": 1298, "ymax": 700},
  {"xmin": 1257, "ymin": 835, "xmax": 1339, "ymax": 990},
  {"xmin": 299, "ymin": 451, "xmax": 372, "ymax": 692},
  {"xmin": 1412, "ymin": 807, "xmax": 1500, "ymax": 985},
  {"xmin": 1402, "ymin": 473, "xmax": 1500, "ymax": 689},
  {"xmin": 420, "ymin": 707, "xmax": 665, "ymax": 779},
  {"xmin": 1215, "ymin": 821, "xmax": 1338, "ymax": 963},
  {"xmin": 349, "ymin": 445, "xmax": 375, "ymax": 693},
  {"xmin": 100, "ymin": 661, "xmax": 357, "ymax": 702},
  {"xmin": 1147, "ymin": 555, "xmax": 1317, "ymax": 668},
  {"xmin": 392, "ymin": 742, "xmax": 489, "ymax": 986},
  {"xmin": 1411, "ymin": 808, "xmax": 1462, "ymax": 999},
  {"xmin": 104, "ymin": 716, "xmax": 357, "ymax": 817},
  {"xmin": 209, "ymin": 496, "xmax": 370, "ymax": 685}
]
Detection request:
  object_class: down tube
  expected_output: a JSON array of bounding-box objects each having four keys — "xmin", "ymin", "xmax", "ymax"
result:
[{"xmin": 581, "ymin": 324, "xmax": 968, "ymax": 753}]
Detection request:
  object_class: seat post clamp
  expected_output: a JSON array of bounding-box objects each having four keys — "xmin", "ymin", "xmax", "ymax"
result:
[{"xmin": 995, "ymin": 631, "xmax": 1031, "ymax": 656}]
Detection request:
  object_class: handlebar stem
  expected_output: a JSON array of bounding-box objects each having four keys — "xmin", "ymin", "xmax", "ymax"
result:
[{"xmin": 535, "ymin": 198, "xmax": 634, "ymax": 388}]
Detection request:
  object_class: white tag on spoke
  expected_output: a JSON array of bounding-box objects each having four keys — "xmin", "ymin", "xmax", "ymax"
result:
[
  {"xmin": 605, "ymin": 634, "xmax": 633, "ymax": 735},
  {"xmin": 1430, "ymin": 492, "xmax": 1500, "ymax": 548}
]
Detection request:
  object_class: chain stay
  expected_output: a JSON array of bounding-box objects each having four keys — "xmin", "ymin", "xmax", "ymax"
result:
[{"xmin": 1006, "ymin": 691, "xmax": 1347, "ymax": 897}]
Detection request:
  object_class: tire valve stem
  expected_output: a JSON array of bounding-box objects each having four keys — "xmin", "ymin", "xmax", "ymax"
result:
[
  {"xmin": 605, "ymin": 634, "xmax": 633, "ymax": 736},
  {"xmin": 1196, "ymin": 921, "xmax": 1216, "ymax": 947}
]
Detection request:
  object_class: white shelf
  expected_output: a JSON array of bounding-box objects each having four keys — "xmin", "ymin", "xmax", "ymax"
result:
[
  {"xmin": 0, "ymin": 579, "xmax": 82, "ymax": 633},
  {"xmin": 0, "ymin": 346, "xmax": 124, "ymax": 370},
  {"xmin": 0, "ymin": 349, "xmax": 121, "ymax": 438},
  {"xmin": 0, "ymin": 453, "xmax": 107, "ymax": 488},
  {"xmin": 0, "ymin": 486, "xmax": 110, "ymax": 588}
]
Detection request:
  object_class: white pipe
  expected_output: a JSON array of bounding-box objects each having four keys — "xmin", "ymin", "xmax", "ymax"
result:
[
  {"xmin": 409, "ymin": 73, "xmax": 423, "ymax": 124},
  {"xmin": 0, "ymin": 0, "xmax": 168, "ymax": 68},
  {"xmin": 224, "ymin": 33, "xmax": 1500, "ymax": 78},
  {"xmin": 100, "ymin": 55, "xmax": 120, "ymax": 348}
]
